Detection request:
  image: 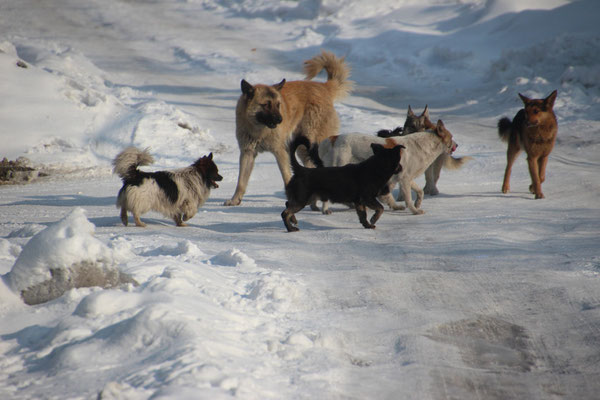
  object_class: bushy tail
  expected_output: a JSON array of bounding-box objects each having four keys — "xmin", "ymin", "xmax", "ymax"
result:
[
  {"xmin": 444, "ymin": 155, "xmax": 473, "ymax": 170},
  {"xmin": 303, "ymin": 50, "xmax": 354, "ymax": 100},
  {"xmin": 112, "ymin": 147, "xmax": 154, "ymax": 179},
  {"xmin": 497, "ymin": 117, "xmax": 512, "ymax": 143}
]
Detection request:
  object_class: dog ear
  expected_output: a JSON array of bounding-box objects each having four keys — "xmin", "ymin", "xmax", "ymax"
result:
[
  {"xmin": 241, "ymin": 79, "xmax": 255, "ymax": 99},
  {"xmin": 422, "ymin": 105, "xmax": 429, "ymax": 118},
  {"xmin": 208, "ymin": 152, "xmax": 213, "ymax": 161},
  {"xmin": 371, "ymin": 143, "xmax": 384, "ymax": 154},
  {"xmin": 407, "ymin": 105, "xmax": 415, "ymax": 117},
  {"xmin": 518, "ymin": 92, "xmax": 530, "ymax": 105},
  {"xmin": 273, "ymin": 79, "xmax": 286, "ymax": 91},
  {"xmin": 435, "ymin": 120, "xmax": 447, "ymax": 137},
  {"xmin": 545, "ymin": 90, "xmax": 558, "ymax": 109}
]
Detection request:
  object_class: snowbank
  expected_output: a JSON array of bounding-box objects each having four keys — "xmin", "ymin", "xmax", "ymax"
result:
[{"xmin": 5, "ymin": 208, "xmax": 136, "ymax": 304}]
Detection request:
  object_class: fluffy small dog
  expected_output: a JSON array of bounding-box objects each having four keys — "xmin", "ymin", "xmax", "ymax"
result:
[
  {"xmin": 282, "ymin": 136, "xmax": 404, "ymax": 232},
  {"xmin": 113, "ymin": 147, "xmax": 222, "ymax": 227},
  {"xmin": 225, "ymin": 50, "xmax": 353, "ymax": 206},
  {"xmin": 498, "ymin": 90, "xmax": 558, "ymax": 199}
]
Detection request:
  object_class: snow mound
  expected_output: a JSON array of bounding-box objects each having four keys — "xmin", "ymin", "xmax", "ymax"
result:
[
  {"xmin": 5, "ymin": 208, "xmax": 136, "ymax": 304},
  {"xmin": 210, "ymin": 248, "xmax": 257, "ymax": 269},
  {"xmin": 140, "ymin": 240, "xmax": 205, "ymax": 258}
]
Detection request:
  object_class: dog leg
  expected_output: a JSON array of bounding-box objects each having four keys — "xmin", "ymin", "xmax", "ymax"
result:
[
  {"xmin": 401, "ymin": 180, "xmax": 425, "ymax": 215},
  {"xmin": 365, "ymin": 198, "xmax": 384, "ymax": 228},
  {"xmin": 412, "ymin": 180, "xmax": 425, "ymax": 210},
  {"xmin": 527, "ymin": 155, "xmax": 544, "ymax": 199},
  {"xmin": 273, "ymin": 146, "xmax": 293, "ymax": 186},
  {"xmin": 321, "ymin": 200, "xmax": 332, "ymax": 214},
  {"xmin": 282, "ymin": 202, "xmax": 304, "ymax": 232},
  {"xmin": 379, "ymin": 192, "xmax": 405, "ymax": 210},
  {"xmin": 502, "ymin": 137, "xmax": 521, "ymax": 194},
  {"xmin": 423, "ymin": 155, "xmax": 443, "ymax": 195},
  {"xmin": 538, "ymin": 154, "xmax": 549, "ymax": 184},
  {"xmin": 120, "ymin": 207, "xmax": 128, "ymax": 226},
  {"xmin": 174, "ymin": 214, "xmax": 187, "ymax": 227},
  {"xmin": 225, "ymin": 149, "xmax": 256, "ymax": 206},
  {"xmin": 355, "ymin": 204, "xmax": 374, "ymax": 229},
  {"xmin": 133, "ymin": 213, "xmax": 147, "ymax": 227}
]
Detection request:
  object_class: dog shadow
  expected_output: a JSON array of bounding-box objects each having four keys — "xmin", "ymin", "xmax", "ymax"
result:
[
  {"xmin": 0, "ymin": 194, "xmax": 115, "ymax": 208},
  {"xmin": 432, "ymin": 191, "xmax": 535, "ymax": 200}
]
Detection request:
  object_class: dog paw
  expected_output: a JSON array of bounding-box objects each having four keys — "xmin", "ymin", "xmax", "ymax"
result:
[
  {"xmin": 424, "ymin": 187, "xmax": 439, "ymax": 196},
  {"xmin": 390, "ymin": 204, "xmax": 405, "ymax": 211},
  {"xmin": 287, "ymin": 226, "xmax": 300, "ymax": 232},
  {"xmin": 224, "ymin": 199, "xmax": 241, "ymax": 206},
  {"xmin": 322, "ymin": 209, "xmax": 332, "ymax": 215},
  {"xmin": 412, "ymin": 209, "xmax": 425, "ymax": 215}
]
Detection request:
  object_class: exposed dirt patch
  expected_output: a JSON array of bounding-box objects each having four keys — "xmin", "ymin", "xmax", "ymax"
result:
[{"xmin": 0, "ymin": 157, "xmax": 47, "ymax": 185}]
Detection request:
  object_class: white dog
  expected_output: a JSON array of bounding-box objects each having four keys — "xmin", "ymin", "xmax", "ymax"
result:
[{"xmin": 315, "ymin": 120, "xmax": 460, "ymax": 215}]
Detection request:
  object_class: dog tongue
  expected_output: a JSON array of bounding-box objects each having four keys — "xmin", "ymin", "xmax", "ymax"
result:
[{"xmin": 451, "ymin": 144, "xmax": 457, "ymax": 153}]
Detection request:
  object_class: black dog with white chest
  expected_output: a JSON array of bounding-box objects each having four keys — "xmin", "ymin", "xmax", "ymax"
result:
[{"xmin": 282, "ymin": 136, "xmax": 404, "ymax": 232}]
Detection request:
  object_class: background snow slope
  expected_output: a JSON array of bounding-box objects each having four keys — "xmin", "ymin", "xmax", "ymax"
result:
[{"xmin": 1, "ymin": 0, "xmax": 599, "ymax": 399}]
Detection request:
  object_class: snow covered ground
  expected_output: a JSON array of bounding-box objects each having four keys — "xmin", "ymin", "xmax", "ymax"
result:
[{"xmin": 1, "ymin": 0, "xmax": 599, "ymax": 398}]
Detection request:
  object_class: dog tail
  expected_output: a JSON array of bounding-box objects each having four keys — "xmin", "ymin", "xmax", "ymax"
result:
[
  {"xmin": 444, "ymin": 155, "xmax": 473, "ymax": 170},
  {"xmin": 289, "ymin": 135, "xmax": 313, "ymax": 174},
  {"xmin": 497, "ymin": 117, "xmax": 512, "ymax": 143},
  {"xmin": 112, "ymin": 146, "xmax": 154, "ymax": 179},
  {"xmin": 303, "ymin": 50, "xmax": 354, "ymax": 100},
  {"xmin": 307, "ymin": 141, "xmax": 324, "ymax": 168}
]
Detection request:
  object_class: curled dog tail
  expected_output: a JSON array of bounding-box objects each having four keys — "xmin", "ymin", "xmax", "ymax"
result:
[
  {"xmin": 307, "ymin": 140, "xmax": 324, "ymax": 168},
  {"xmin": 289, "ymin": 135, "xmax": 313, "ymax": 174},
  {"xmin": 497, "ymin": 117, "xmax": 512, "ymax": 143},
  {"xmin": 303, "ymin": 50, "xmax": 354, "ymax": 101},
  {"xmin": 444, "ymin": 155, "xmax": 473, "ymax": 170},
  {"xmin": 112, "ymin": 147, "xmax": 154, "ymax": 180}
]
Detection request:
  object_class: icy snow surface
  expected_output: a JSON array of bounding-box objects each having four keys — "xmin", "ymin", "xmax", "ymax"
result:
[{"xmin": 1, "ymin": 0, "xmax": 599, "ymax": 399}]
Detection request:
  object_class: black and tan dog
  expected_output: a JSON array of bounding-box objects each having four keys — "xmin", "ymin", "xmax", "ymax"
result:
[
  {"xmin": 225, "ymin": 51, "xmax": 353, "ymax": 206},
  {"xmin": 281, "ymin": 136, "xmax": 404, "ymax": 232},
  {"xmin": 498, "ymin": 90, "xmax": 558, "ymax": 199}
]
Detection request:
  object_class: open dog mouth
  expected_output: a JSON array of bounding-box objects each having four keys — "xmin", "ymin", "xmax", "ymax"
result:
[{"xmin": 209, "ymin": 175, "xmax": 223, "ymax": 189}]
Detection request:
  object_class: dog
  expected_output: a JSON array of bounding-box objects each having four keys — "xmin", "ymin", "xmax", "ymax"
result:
[
  {"xmin": 113, "ymin": 147, "xmax": 222, "ymax": 227},
  {"xmin": 498, "ymin": 90, "xmax": 558, "ymax": 199},
  {"xmin": 224, "ymin": 50, "xmax": 353, "ymax": 206},
  {"xmin": 316, "ymin": 120, "xmax": 457, "ymax": 215},
  {"xmin": 377, "ymin": 105, "xmax": 435, "ymax": 138},
  {"xmin": 282, "ymin": 136, "xmax": 404, "ymax": 232},
  {"xmin": 378, "ymin": 105, "xmax": 471, "ymax": 198}
]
